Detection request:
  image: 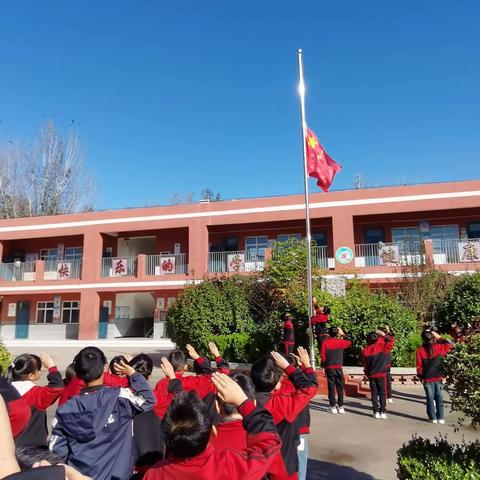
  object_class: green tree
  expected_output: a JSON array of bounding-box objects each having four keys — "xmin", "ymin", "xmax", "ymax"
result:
[{"xmin": 0, "ymin": 340, "xmax": 12, "ymax": 375}]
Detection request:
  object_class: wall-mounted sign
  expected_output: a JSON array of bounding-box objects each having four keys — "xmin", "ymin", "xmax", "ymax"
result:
[
  {"xmin": 57, "ymin": 262, "xmax": 71, "ymax": 279},
  {"xmin": 379, "ymin": 245, "xmax": 400, "ymax": 265},
  {"xmin": 335, "ymin": 247, "xmax": 354, "ymax": 265},
  {"xmin": 227, "ymin": 253, "xmax": 245, "ymax": 272},
  {"xmin": 458, "ymin": 241, "xmax": 480, "ymax": 262},
  {"xmin": 53, "ymin": 295, "xmax": 62, "ymax": 320},
  {"xmin": 155, "ymin": 256, "xmax": 176, "ymax": 275},
  {"xmin": 112, "ymin": 258, "xmax": 128, "ymax": 276},
  {"xmin": 8, "ymin": 303, "xmax": 16, "ymax": 317},
  {"xmin": 156, "ymin": 297, "xmax": 166, "ymax": 311}
]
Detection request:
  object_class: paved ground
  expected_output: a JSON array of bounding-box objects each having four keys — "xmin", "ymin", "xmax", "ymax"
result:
[{"xmin": 9, "ymin": 345, "xmax": 479, "ymax": 480}]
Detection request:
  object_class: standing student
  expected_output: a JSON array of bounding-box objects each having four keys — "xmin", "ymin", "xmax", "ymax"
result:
[
  {"xmin": 8, "ymin": 353, "xmax": 64, "ymax": 448},
  {"xmin": 282, "ymin": 314, "xmax": 295, "ymax": 355},
  {"xmin": 311, "ymin": 298, "xmax": 330, "ymax": 355},
  {"xmin": 416, "ymin": 330, "xmax": 453, "ymax": 424},
  {"xmin": 361, "ymin": 330, "xmax": 393, "ymax": 419},
  {"xmin": 321, "ymin": 326, "xmax": 351, "ymax": 414},
  {"xmin": 380, "ymin": 326, "xmax": 395, "ymax": 404}
]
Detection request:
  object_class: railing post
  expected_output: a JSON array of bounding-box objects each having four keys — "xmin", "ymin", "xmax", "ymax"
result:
[
  {"xmin": 424, "ymin": 239, "xmax": 434, "ymax": 266},
  {"xmin": 35, "ymin": 260, "xmax": 45, "ymax": 282},
  {"xmin": 137, "ymin": 254, "xmax": 147, "ymax": 280}
]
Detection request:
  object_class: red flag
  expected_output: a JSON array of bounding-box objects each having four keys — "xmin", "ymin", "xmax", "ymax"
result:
[{"xmin": 305, "ymin": 128, "xmax": 341, "ymax": 192}]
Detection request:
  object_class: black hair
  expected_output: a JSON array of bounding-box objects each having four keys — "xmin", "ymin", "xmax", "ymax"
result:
[
  {"xmin": 168, "ymin": 350, "xmax": 187, "ymax": 372},
  {"xmin": 328, "ymin": 326, "xmax": 339, "ymax": 338},
  {"xmin": 366, "ymin": 332, "xmax": 378, "ymax": 345},
  {"xmin": 323, "ymin": 305, "xmax": 331, "ymax": 315},
  {"xmin": 421, "ymin": 330, "xmax": 435, "ymax": 357},
  {"xmin": 129, "ymin": 353, "xmax": 153, "ymax": 379},
  {"xmin": 109, "ymin": 355, "xmax": 128, "ymax": 375},
  {"xmin": 15, "ymin": 447, "xmax": 62, "ymax": 470},
  {"xmin": 7, "ymin": 354, "xmax": 42, "ymax": 383},
  {"xmin": 222, "ymin": 373, "xmax": 256, "ymax": 416},
  {"xmin": 64, "ymin": 363, "xmax": 76, "ymax": 386},
  {"xmin": 164, "ymin": 391, "xmax": 212, "ymax": 459},
  {"xmin": 74, "ymin": 347, "xmax": 107, "ymax": 383},
  {"xmin": 251, "ymin": 356, "xmax": 283, "ymax": 393}
]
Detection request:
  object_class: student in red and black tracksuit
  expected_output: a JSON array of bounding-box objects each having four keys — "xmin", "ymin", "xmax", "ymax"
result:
[
  {"xmin": 380, "ymin": 326, "xmax": 395, "ymax": 404},
  {"xmin": 416, "ymin": 330, "xmax": 453, "ymax": 424},
  {"xmin": 311, "ymin": 298, "xmax": 330, "ymax": 354},
  {"xmin": 7, "ymin": 353, "xmax": 63, "ymax": 448},
  {"xmin": 282, "ymin": 315, "xmax": 295, "ymax": 355},
  {"xmin": 361, "ymin": 331, "xmax": 393, "ymax": 419},
  {"xmin": 321, "ymin": 326, "xmax": 351, "ymax": 414},
  {"xmin": 252, "ymin": 348, "xmax": 316, "ymax": 480},
  {"xmin": 0, "ymin": 377, "xmax": 31, "ymax": 439},
  {"xmin": 143, "ymin": 374, "xmax": 282, "ymax": 480}
]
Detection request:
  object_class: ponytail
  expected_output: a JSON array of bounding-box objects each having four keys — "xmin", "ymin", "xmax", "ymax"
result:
[
  {"xmin": 421, "ymin": 331, "xmax": 434, "ymax": 357},
  {"xmin": 7, "ymin": 354, "xmax": 41, "ymax": 383}
]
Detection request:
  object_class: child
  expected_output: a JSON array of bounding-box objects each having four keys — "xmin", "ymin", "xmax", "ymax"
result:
[
  {"xmin": 416, "ymin": 330, "xmax": 453, "ymax": 424},
  {"xmin": 251, "ymin": 347, "xmax": 316, "ymax": 479},
  {"xmin": 0, "ymin": 376, "xmax": 31, "ymax": 440},
  {"xmin": 311, "ymin": 298, "xmax": 330, "ymax": 354},
  {"xmin": 380, "ymin": 326, "xmax": 395, "ymax": 404},
  {"xmin": 282, "ymin": 314, "xmax": 295, "ymax": 355},
  {"xmin": 49, "ymin": 346, "xmax": 155, "ymax": 480},
  {"xmin": 321, "ymin": 326, "xmax": 351, "ymax": 414},
  {"xmin": 361, "ymin": 330, "xmax": 393, "ymax": 419},
  {"xmin": 143, "ymin": 373, "xmax": 282, "ymax": 480},
  {"xmin": 8, "ymin": 353, "xmax": 64, "ymax": 448}
]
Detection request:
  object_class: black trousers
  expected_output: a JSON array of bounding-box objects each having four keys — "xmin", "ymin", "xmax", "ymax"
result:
[
  {"xmin": 326, "ymin": 368, "xmax": 345, "ymax": 407},
  {"xmin": 369, "ymin": 376, "xmax": 387, "ymax": 413},
  {"xmin": 386, "ymin": 367, "xmax": 392, "ymax": 399}
]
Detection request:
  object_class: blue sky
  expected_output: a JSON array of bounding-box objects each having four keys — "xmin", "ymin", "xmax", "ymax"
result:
[{"xmin": 1, "ymin": 1, "xmax": 479, "ymax": 210}]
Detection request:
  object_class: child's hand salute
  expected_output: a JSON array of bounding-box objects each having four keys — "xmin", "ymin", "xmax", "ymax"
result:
[
  {"xmin": 160, "ymin": 357, "xmax": 176, "ymax": 380},
  {"xmin": 212, "ymin": 373, "xmax": 248, "ymax": 407},
  {"xmin": 186, "ymin": 344, "xmax": 200, "ymax": 360},
  {"xmin": 208, "ymin": 341, "xmax": 220, "ymax": 358},
  {"xmin": 40, "ymin": 353, "xmax": 55, "ymax": 369},
  {"xmin": 271, "ymin": 351, "xmax": 290, "ymax": 370},
  {"xmin": 114, "ymin": 360, "xmax": 136, "ymax": 377},
  {"xmin": 296, "ymin": 346, "xmax": 311, "ymax": 369}
]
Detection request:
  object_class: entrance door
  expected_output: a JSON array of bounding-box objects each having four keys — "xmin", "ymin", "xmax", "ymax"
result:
[
  {"xmin": 15, "ymin": 302, "xmax": 30, "ymax": 339},
  {"xmin": 98, "ymin": 307, "xmax": 109, "ymax": 339}
]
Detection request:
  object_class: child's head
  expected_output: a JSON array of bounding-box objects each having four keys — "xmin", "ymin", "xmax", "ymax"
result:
[
  {"xmin": 164, "ymin": 391, "xmax": 212, "ymax": 459},
  {"xmin": 168, "ymin": 350, "xmax": 187, "ymax": 372},
  {"xmin": 15, "ymin": 447, "xmax": 62, "ymax": 470},
  {"xmin": 328, "ymin": 326, "xmax": 339, "ymax": 338},
  {"xmin": 109, "ymin": 355, "xmax": 128, "ymax": 376},
  {"xmin": 323, "ymin": 305, "xmax": 331, "ymax": 315},
  {"xmin": 219, "ymin": 373, "xmax": 255, "ymax": 417},
  {"xmin": 366, "ymin": 332, "xmax": 378, "ymax": 346},
  {"xmin": 251, "ymin": 356, "xmax": 283, "ymax": 393},
  {"xmin": 64, "ymin": 363, "xmax": 76, "ymax": 386},
  {"xmin": 7, "ymin": 354, "xmax": 42, "ymax": 383},
  {"xmin": 74, "ymin": 347, "xmax": 107, "ymax": 384},
  {"xmin": 129, "ymin": 353, "xmax": 153, "ymax": 379}
]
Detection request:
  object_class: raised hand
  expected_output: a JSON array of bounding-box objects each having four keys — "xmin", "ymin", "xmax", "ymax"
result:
[
  {"xmin": 271, "ymin": 351, "xmax": 290, "ymax": 370},
  {"xmin": 114, "ymin": 360, "xmax": 135, "ymax": 377},
  {"xmin": 160, "ymin": 357, "xmax": 176, "ymax": 380},
  {"xmin": 208, "ymin": 341, "xmax": 220, "ymax": 358},
  {"xmin": 296, "ymin": 346, "xmax": 311, "ymax": 369},
  {"xmin": 39, "ymin": 353, "xmax": 55, "ymax": 369},
  {"xmin": 376, "ymin": 329, "xmax": 386, "ymax": 337},
  {"xmin": 186, "ymin": 344, "xmax": 200, "ymax": 360},
  {"xmin": 337, "ymin": 327, "xmax": 345, "ymax": 337},
  {"xmin": 212, "ymin": 373, "xmax": 248, "ymax": 407}
]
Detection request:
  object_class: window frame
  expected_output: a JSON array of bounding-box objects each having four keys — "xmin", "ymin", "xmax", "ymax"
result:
[
  {"xmin": 36, "ymin": 301, "xmax": 54, "ymax": 324},
  {"xmin": 61, "ymin": 301, "xmax": 80, "ymax": 324}
]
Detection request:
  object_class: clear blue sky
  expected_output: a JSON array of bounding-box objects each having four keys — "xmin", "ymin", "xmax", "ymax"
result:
[{"xmin": 1, "ymin": 1, "xmax": 479, "ymax": 210}]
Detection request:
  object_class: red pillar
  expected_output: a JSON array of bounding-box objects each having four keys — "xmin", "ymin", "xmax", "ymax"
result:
[
  {"xmin": 34, "ymin": 260, "xmax": 45, "ymax": 282},
  {"xmin": 188, "ymin": 222, "xmax": 209, "ymax": 279},
  {"xmin": 424, "ymin": 239, "xmax": 434, "ymax": 266},
  {"xmin": 332, "ymin": 213, "xmax": 355, "ymax": 270},
  {"xmin": 137, "ymin": 254, "xmax": 147, "ymax": 280}
]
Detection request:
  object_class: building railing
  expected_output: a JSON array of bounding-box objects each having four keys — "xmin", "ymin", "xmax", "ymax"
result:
[
  {"xmin": 101, "ymin": 257, "xmax": 137, "ymax": 277},
  {"xmin": 432, "ymin": 238, "xmax": 480, "ymax": 264},
  {"xmin": 354, "ymin": 241, "xmax": 424, "ymax": 267},
  {"xmin": 146, "ymin": 254, "xmax": 188, "ymax": 275},
  {"xmin": 44, "ymin": 259, "xmax": 83, "ymax": 280},
  {"xmin": 312, "ymin": 245, "xmax": 329, "ymax": 269},
  {"xmin": 0, "ymin": 262, "xmax": 36, "ymax": 281},
  {"xmin": 208, "ymin": 250, "xmax": 265, "ymax": 273}
]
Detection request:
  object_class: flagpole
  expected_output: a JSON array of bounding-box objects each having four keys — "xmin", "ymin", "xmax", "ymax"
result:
[{"xmin": 297, "ymin": 48, "xmax": 316, "ymax": 369}]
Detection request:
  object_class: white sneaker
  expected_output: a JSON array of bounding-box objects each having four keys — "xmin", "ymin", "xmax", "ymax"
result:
[
  {"xmin": 338, "ymin": 407, "xmax": 345, "ymax": 414},
  {"xmin": 431, "ymin": 419, "xmax": 438, "ymax": 424},
  {"xmin": 380, "ymin": 413, "xmax": 387, "ymax": 420},
  {"xmin": 438, "ymin": 419, "xmax": 445, "ymax": 424},
  {"xmin": 374, "ymin": 412, "xmax": 381, "ymax": 419},
  {"xmin": 387, "ymin": 398, "xmax": 394, "ymax": 404},
  {"xmin": 330, "ymin": 406, "xmax": 338, "ymax": 414}
]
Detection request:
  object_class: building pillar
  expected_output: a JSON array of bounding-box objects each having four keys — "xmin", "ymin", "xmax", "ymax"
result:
[
  {"xmin": 188, "ymin": 222, "xmax": 209, "ymax": 279},
  {"xmin": 34, "ymin": 260, "xmax": 45, "ymax": 282},
  {"xmin": 332, "ymin": 213, "xmax": 355, "ymax": 270},
  {"xmin": 424, "ymin": 239, "xmax": 434, "ymax": 266},
  {"xmin": 78, "ymin": 290, "xmax": 100, "ymax": 340},
  {"xmin": 82, "ymin": 231, "xmax": 103, "ymax": 281},
  {"xmin": 0, "ymin": 241, "xmax": 4, "ymax": 262},
  {"xmin": 137, "ymin": 254, "xmax": 147, "ymax": 280}
]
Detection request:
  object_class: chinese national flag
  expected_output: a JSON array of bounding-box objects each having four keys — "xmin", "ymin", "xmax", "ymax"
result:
[{"xmin": 305, "ymin": 128, "xmax": 341, "ymax": 192}]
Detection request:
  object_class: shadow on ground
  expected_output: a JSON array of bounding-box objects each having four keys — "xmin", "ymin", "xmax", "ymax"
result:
[{"xmin": 307, "ymin": 459, "xmax": 376, "ymax": 480}]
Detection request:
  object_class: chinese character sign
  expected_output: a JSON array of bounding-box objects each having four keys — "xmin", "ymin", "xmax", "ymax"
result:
[
  {"xmin": 379, "ymin": 245, "xmax": 400, "ymax": 265},
  {"xmin": 57, "ymin": 262, "xmax": 71, "ymax": 279},
  {"xmin": 113, "ymin": 258, "xmax": 128, "ymax": 276},
  {"xmin": 155, "ymin": 256, "xmax": 176, "ymax": 275},
  {"xmin": 458, "ymin": 242, "xmax": 480, "ymax": 262},
  {"xmin": 227, "ymin": 253, "xmax": 245, "ymax": 272}
]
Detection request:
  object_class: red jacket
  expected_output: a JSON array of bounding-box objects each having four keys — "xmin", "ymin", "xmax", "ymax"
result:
[
  {"xmin": 143, "ymin": 400, "xmax": 281, "ymax": 480},
  {"xmin": 361, "ymin": 336, "xmax": 394, "ymax": 378},
  {"xmin": 321, "ymin": 337, "xmax": 351, "ymax": 369},
  {"xmin": 416, "ymin": 339, "xmax": 453, "ymax": 383},
  {"xmin": 0, "ymin": 377, "xmax": 31, "ymax": 438},
  {"xmin": 283, "ymin": 319, "xmax": 294, "ymax": 345}
]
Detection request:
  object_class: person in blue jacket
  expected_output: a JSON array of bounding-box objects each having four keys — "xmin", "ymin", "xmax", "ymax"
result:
[{"xmin": 49, "ymin": 346, "xmax": 156, "ymax": 480}]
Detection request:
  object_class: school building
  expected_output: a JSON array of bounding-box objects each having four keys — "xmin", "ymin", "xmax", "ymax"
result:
[{"xmin": 1, "ymin": 179, "xmax": 479, "ymax": 341}]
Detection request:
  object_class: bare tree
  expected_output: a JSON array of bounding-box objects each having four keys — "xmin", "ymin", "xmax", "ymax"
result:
[
  {"xmin": 169, "ymin": 192, "xmax": 195, "ymax": 206},
  {"xmin": 0, "ymin": 121, "xmax": 95, "ymax": 218},
  {"xmin": 353, "ymin": 174, "xmax": 369, "ymax": 189}
]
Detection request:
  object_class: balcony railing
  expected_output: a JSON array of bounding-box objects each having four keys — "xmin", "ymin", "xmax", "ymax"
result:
[
  {"xmin": 354, "ymin": 241, "xmax": 424, "ymax": 267},
  {"xmin": 146, "ymin": 254, "xmax": 188, "ymax": 275},
  {"xmin": 0, "ymin": 262, "xmax": 36, "ymax": 281},
  {"xmin": 312, "ymin": 245, "xmax": 329, "ymax": 269},
  {"xmin": 44, "ymin": 259, "xmax": 83, "ymax": 280},
  {"xmin": 101, "ymin": 257, "xmax": 137, "ymax": 277},
  {"xmin": 433, "ymin": 238, "xmax": 480, "ymax": 264},
  {"xmin": 208, "ymin": 250, "xmax": 265, "ymax": 273}
]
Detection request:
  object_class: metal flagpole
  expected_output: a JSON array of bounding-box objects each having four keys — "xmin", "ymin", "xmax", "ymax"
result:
[{"xmin": 297, "ymin": 48, "xmax": 316, "ymax": 369}]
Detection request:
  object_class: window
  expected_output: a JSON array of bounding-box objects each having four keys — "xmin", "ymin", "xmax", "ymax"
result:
[
  {"xmin": 277, "ymin": 234, "xmax": 301, "ymax": 243},
  {"xmin": 468, "ymin": 222, "xmax": 480, "ymax": 239},
  {"xmin": 431, "ymin": 225, "xmax": 459, "ymax": 241},
  {"xmin": 36, "ymin": 302, "xmax": 54, "ymax": 324},
  {"xmin": 245, "ymin": 236, "xmax": 268, "ymax": 261},
  {"xmin": 312, "ymin": 232, "xmax": 327, "ymax": 247},
  {"xmin": 391, "ymin": 227, "xmax": 421, "ymax": 244},
  {"xmin": 62, "ymin": 301, "xmax": 80, "ymax": 324},
  {"xmin": 364, "ymin": 228, "xmax": 385, "ymax": 244},
  {"xmin": 64, "ymin": 247, "xmax": 83, "ymax": 260},
  {"xmin": 40, "ymin": 249, "xmax": 58, "ymax": 261}
]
